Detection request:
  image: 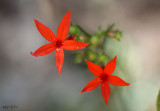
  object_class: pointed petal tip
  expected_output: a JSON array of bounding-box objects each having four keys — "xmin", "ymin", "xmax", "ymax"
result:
[
  {"xmin": 81, "ymin": 88, "xmax": 85, "ymax": 93},
  {"xmin": 82, "ymin": 42, "xmax": 89, "ymax": 47},
  {"xmin": 68, "ymin": 10, "xmax": 71, "ymax": 14},
  {"xmin": 57, "ymin": 63, "xmax": 62, "ymax": 76},
  {"xmin": 31, "ymin": 51, "xmax": 33, "ymax": 55},
  {"xmin": 126, "ymin": 83, "xmax": 130, "ymax": 86},
  {"xmin": 120, "ymin": 81, "xmax": 130, "ymax": 86},
  {"xmin": 31, "ymin": 51, "xmax": 35, "ymax": 56},
  {"xmin": 58, "ymin": 70, "xmax": 61, "ymax": 76},
  {"xmin": 85, "ymin": 59, "xmax": 90, "ymax": 64},
  {"xmin": 33, "ymin": 18, "xmax": 37, "ymax": 22},
  {"xmin": 114, "ymin": 55, "xmax": 117, "ymax": 59},
  {"xmin": 107, "ymin": 103, "xmax": 109, "ymax": 106},
  {"xmin": 104, "ymin": 98, "xmax": 109, "ymax": 106},
  {"xmin": 33, "ymin": 18, "xmax": 38, "ymax": 24},
  {"xmin": 85, "ymin": 59, "xmax": 91, "ymax": 64},
  {"xmin": 81, "ymin": 89, "xmax": 86, "ymax": 93},
  {"xmin": 86, "ymin": 43, "xmax": 89, "ymax": 46},
  {"xmin": 104, "ymin": 100, "xmax": 109, "ymax": 106},
  {"xmin": 84, "ymin": 42, "xmax": 89, "ymax": 48},
  {"xmin": 30, "ymin": 52, "xmax": 38, "ymax": 57}
]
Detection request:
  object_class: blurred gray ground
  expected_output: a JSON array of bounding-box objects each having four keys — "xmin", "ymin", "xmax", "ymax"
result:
[{"xmin": 0, "ymin": 0, "xmax": 160, "ymax": 111}]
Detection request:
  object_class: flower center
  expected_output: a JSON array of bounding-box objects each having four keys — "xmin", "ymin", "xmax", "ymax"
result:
[
  {"xmin": 56, "ymin": 40, "xmax": 63, "ymax": 48},
  {"xmin": 100, "ymin": 74, "xmax": 108, "ymax": 81}
]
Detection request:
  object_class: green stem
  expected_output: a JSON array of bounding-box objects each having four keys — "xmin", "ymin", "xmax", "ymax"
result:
[
  {"xmin": 76, "ymin": 25, "xmax": 91, "ymax": 37},
  {"xmin": 105, "ymin": 24, "xmax": 115, "ymax": 33}
]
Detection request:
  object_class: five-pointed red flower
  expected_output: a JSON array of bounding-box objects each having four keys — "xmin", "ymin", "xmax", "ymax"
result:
[
  {"xmin": 81, "ymin": 56, "xmax": 130, "ymax": 106},
  {"xmin": 31, "ymin": 10, "xmax": 89, "ymax": 75}
]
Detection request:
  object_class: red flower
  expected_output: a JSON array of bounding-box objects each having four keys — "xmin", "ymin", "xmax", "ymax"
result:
[
  {"xmin": 31, "ymin": 10, "xmax": 89, "ymax": 75},
  {"xmin": 81, "ymin": 56, "xmax": 130, "ymax": 106}
]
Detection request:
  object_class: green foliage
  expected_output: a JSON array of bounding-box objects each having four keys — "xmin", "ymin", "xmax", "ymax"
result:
[
  {"xmin": 68, "ymin": 23, "xmax": 122, "ymax": 66},
  {"xmin": 157, "ymin": 90, "xmax": 160, "ymax": 111}
]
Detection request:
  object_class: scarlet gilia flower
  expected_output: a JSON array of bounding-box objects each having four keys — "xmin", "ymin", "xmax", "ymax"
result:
[
  {"xmin": 81, "ymin": 56, "xmax": 130, "ymax": 106},
  {"xmin": 31, "ymin": 10, "xmax": 89, "ymax": 75}
]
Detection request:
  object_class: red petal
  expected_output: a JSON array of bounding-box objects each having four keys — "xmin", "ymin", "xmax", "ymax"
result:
[
  {"xmin": 85, "ymin": 60, "xmax": 103, "ymax": 76},
  {"xmin": 31, "ymin": 43, "xmax": 56, "ymax": 57},
  {"xmin": 108, "ymin": 75, "xmax": 130, "ymax": 86},
  {"xmin": 57, "ymin": 10, "xmax": 71, "ymax": 41},
  {"xmin": 104, "ymin": 56, "xmax": 117, "ymax": 75},
  {"xmin": 81, "ymin": 77, "xmax": 101, "ymax": 93},
  {"xmin": 63, "ymin": 40, "xmax": 89, "ymax": 50},
  {"xmin": 101, "ymin": 82, "xmax": 110, "ymax": 106},
  {"xmin": 55, "ymin": 48, "xmax": 64, "ymax": 75},
  {"xmin": 34, "ymin": 19, "xmax": 56, "ymax": 42}
]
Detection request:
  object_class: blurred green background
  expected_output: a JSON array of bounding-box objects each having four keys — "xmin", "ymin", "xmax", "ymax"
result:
[{"xmin": 0, "ymin": 0, "xmax": 160, "ymax": 111}]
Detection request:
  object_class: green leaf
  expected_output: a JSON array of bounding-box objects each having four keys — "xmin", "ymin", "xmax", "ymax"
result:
[{"xmin": 157, "ymin": 90, "xmax": 160, "ymax": 111}]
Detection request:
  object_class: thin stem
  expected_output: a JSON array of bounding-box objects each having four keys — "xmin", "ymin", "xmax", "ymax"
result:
[{"xmin": 76, "ymin": 25, "xmax": 91, "ymax": 37}]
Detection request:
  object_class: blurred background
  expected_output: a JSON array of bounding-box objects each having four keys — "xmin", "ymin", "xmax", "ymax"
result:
[{"xmin": 0, "ymin": 0, "xmax": 160, "ymax": 111}]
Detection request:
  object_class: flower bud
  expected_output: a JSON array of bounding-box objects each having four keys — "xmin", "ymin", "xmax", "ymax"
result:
[
  {"xmin": 114, "ymin": 30, "xmax": 122, "ymax": 40},
  {"xmin": 74, "ymin": 56, "xmax": 83, "ymax": 63},
  {"xmin": 90, "ymin": 35, "xmax": 100, "ymax": 45},
  {"xmin": 69, "ymin": 25, "xmax": 78, "ymax": 34},
  {"xmin": 74, "ymin": 52, "xmax": 84, "ymax": 63},
  {"xmin": 96, "ymin": 28, "xmax": 104, "ymax": 37},
  {"xmin": 108, "ymin": 30, "xmax": 115, "ymax": 38},
  {"xmin": 88, "ymin": 51, "xmax": 97, "ymax": 61},
  {"xmin": 99, "ymin": 54, "xmax": 107, "ymax": 62}
]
